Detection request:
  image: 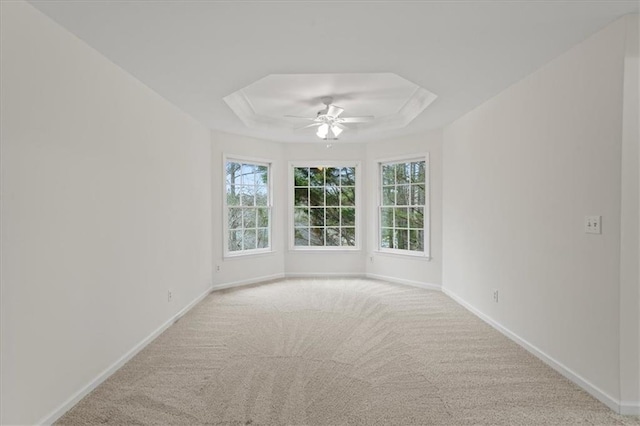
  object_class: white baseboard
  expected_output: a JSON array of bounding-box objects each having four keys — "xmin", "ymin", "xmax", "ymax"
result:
[
  {"xmin": 38, "ymin": 284, "xmax": 214, "ymax": 426},
  {"xmin": 211, "ymin": 273, "xmax": 286, "ymax": 291},
  {"xmin": 441, "ymin": 287, "xmax": 626, "ymax": 414},
  {"xmin": 620, "ymin": 401, "xmax": 640, "ymax": 416},
  {"xmin": 285, "ymin": 272, "xmax": 365, "ymax": 279},
  {"xmin": 365, "ymin": 273, "xmax": 441, "ymax": 291},
  {"xmin": 214, "ymin": 272, "xmax": 441, "ymax": 294}
]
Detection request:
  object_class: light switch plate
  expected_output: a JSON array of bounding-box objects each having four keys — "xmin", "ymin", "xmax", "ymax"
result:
[{"xmin": 584, "ymin": 216, "xmax": 601, "ymax": 234}]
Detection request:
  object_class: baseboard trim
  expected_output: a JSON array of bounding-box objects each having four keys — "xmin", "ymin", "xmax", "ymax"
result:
[
  {"xmin": 285, "ymin": 272, "xmax": 366, "ymax": 278},
  {"xmin": 441, "ymin": 287, "xmax": 624, "ymax": 414},
  {"xmin": 37, "ymin": 284, "xmax": 214, "ymax": 426},
  {"xmin": 620, "ymin": 401, "xmax": 640, "ymax": 416},
  {"xmin": 365, "ymin": 273, "xmax": 441, "ymax": 291},
  {"xmin": 211, "ymin": 273, "xmax": 286, "ymax": 291}
]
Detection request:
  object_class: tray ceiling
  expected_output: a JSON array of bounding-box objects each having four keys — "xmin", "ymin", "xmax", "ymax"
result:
[{"xmin": 224, "ymin": 73, "xmax": 437, "ymax": 139}]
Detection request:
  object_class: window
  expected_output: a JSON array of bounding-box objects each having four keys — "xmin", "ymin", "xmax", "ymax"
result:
[
  {"xmin": 379, "ymin": 156, "xmax": 428, "ymax": 256},
  {"xmin": 224, "ymin": 158, "xmax": 271, "ymax": 256},
  {"xmin": 291, "ymin": 164, "xmax": 359, "ymax": 249}
]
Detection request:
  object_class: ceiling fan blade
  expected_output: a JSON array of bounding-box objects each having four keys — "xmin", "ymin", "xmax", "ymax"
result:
[
  {"xmin": 285, "ymin": 115, "xmax": 317, "ymax": 120},
  {"xmin": 326, "ymin": 104, "xmax": 344, "ymax": 118},
  {"xmin": 333, "ymin": 122, "xmax": 348, "ymax": 130},
  {"xmin": 337, "ymin": 116, "xmax": 375, "ymax": 123},
  {"xmin": 296, "ymin": 122, "xmax": 322, "ymax": 130}
]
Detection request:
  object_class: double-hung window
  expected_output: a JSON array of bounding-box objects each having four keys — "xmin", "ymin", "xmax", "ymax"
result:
[
  {"xmin": 291, "ymin": 163, "xmax": 359, "ymax": 249},
  {"xmin": 379, "ymin": 156, "xmax": 429, "ymax": 256},
  {"xmin": 224, "ymin": 157, "xmax": 271, "ymax": 256}
]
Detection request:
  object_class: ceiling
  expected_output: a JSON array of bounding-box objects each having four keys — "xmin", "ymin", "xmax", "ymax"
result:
[{"xmin": 29, "ymin": 1, "xmax": 639, "ymax": 143}]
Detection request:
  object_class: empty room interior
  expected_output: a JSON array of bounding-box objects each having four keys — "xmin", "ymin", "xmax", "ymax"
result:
[{"xmin": 1, "ymin": 1, "xmax": 640, "ymax": 425}]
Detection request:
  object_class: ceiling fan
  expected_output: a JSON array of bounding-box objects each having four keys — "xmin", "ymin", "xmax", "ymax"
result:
[{"xmin": 286, "ymin": 96, "xmax": 374, "ymax": 140}]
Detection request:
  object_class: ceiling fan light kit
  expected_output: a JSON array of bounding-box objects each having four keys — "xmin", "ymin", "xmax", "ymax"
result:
[
  {"xmin": 286, "ymin": 96, "xmax": 374, "ymax": 141},
  {"xmin": 316, "ymin": 123, "xmax": 343, "ymax": 140}
]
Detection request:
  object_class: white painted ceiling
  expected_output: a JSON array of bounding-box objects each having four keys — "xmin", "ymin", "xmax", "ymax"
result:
[{"xmin": 29, "ymin": 1, "xmax": 639, "ymax": 143}]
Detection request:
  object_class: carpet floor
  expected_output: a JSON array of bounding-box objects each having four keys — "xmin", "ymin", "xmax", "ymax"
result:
[{"xmin": 57, "ymin": 278, "xmax": 640, "ymax": 425}]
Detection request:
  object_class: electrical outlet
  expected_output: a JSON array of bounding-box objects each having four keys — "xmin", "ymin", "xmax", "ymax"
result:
[
  {"xmin": 492, "ymin": 289, "xmax": 499, "ymax": 303},
  {"xmin": 168, "ymin": 291, "xmax": 172, "ymax": 302},
  {"xmin": 584, "ymin": 216, "xmax": 602, "ymax": 234},
  {"xmin": 370, "ymin": 256, "xmax": 374, "ymax": 263},
  {"xmin": 216, "ymin": 265, "xmax": 221, "ymax": 272}
]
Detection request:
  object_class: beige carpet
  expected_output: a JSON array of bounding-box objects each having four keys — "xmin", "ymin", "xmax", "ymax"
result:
[{"xmin": 57, "ymin": 278, "xmax": 640, "ymax": 425}]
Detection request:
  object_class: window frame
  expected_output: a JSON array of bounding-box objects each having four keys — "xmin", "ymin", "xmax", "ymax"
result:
[
  {"xmin": 223, "ymin": 154, "xmax": 273, "ymax": 258},
  {"xmin": 376, "ymin": 153, "xmax": 430, "ymax": 259},
  {"xmin": 288, "ymin": 160, "xmax": 362, "ymax": 251}
]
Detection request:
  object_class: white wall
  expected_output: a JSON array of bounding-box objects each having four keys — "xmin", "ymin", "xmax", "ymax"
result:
[
  {"xmin": 0, "ymin": 2, "xmax": 212, "ymax": 424},
  {"xmin": 366, "ymin": 131, "xmax": 443, "ymax": 288},
  {"xmin": 442, "ymin": 14, "xmax": 635, "ymax": 411},
  {"xmin": 211, "ymin": 131, "xmax": 286, "ymax": 286},
  {"xmin": 619, "ymin": 15, "xmax": 640, "ymax": 411}
]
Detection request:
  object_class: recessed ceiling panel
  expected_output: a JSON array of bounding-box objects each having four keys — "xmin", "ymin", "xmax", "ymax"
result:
[{"xmin": 224, "ymin": 73, "xmax": 437, "ymax": 140}]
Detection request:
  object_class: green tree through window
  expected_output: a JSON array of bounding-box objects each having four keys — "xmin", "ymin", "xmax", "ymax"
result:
[
  {"xmin": 226, "ymin": 160, "xmax": 270, "ymax": 253},
  {"xmin": 380, "ymin": 159, "xmax": 426, "ymax": 253},
  {"xmin": 293, "ymin": 166, "xmax": 356, "ymax": 247}
]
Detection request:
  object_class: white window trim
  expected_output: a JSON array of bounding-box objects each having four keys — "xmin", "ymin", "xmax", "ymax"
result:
[
  {"xmin": 223, "ymin": 153, "xmax": 274, "ymax": 258},
  {"xmin": 376, "ymin": 153, "xmax": 431, "ymax": 259},
  {"xmin": 288, "ymin": 160, "xmax": 362, "ymax": 252}
]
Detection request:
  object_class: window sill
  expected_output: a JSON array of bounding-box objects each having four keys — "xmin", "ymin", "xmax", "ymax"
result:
[
  {"xmin": 224, "ymin": 249, "xmax": 276, "ymax": 260},
  {"xmin": 374, "ymin": 250, "xmax": 431, "ymax": 260},
  {"xmin": 289, "ymin": 247, "xmax": 362, "ymax": 253}
]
